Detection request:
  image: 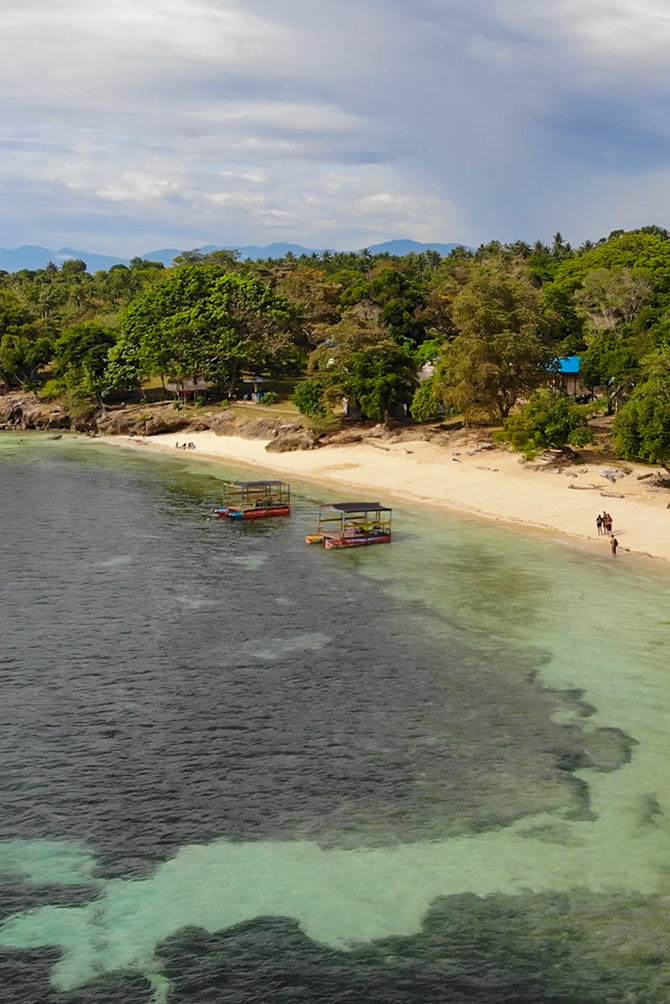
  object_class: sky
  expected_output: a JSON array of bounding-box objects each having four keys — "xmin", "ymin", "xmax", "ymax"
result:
[{"xmin": 1, "ymin": 0, "xmax": 669, "ymax": 255}]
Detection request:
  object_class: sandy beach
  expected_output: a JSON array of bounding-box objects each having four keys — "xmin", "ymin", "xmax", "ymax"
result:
[{"xmin": 105, "ymin": 430, "xmax": 670, "ymax": 563}]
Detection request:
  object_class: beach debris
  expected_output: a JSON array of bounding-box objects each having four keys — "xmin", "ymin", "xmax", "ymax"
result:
[
  {"xmin": 597, "ymin": 467, "xmax": 628, "ymax": 482},
  {"xmin": 452, "ymin": 456, "xmax": 461, "ymax": 462},
  {"xmin": 568, "ymin": 484, "xmax": 605, "ymax": 491},
  {"xmin": 600, "ymin": 491, "xmax": 625, "ymax": 498},
  {"xmin": 637, "ymin": 468, "xmax": 670, "ymax": 490}
]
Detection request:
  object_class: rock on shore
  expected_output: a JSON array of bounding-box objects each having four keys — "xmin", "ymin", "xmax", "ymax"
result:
[{"xmin": 0, "ymin": 392, "xmax": 315, "ymax": 449}]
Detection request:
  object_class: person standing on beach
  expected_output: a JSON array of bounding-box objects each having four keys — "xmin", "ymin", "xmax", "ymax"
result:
[
  {"xmin": 596, "ymin": 514, "xmax": 603, "ymax": 535},
  {"xmin": 604, "ymin": 512, "xmax": 613, "ymax": 534},
  {"xmin": 610, "ymin": 534, "xmax": 618, "ymax": 558}
]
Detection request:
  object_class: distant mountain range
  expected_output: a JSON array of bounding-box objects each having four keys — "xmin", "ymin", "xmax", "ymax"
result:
[{"xmin": 0, "ymin": 239, "xmax": 464, "ymax": 273}]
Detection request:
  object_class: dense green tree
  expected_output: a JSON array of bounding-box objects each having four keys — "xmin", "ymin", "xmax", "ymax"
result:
[
  {"xmin": 202, "ymin": 249, "xmax": 242, "ymax": 270},
  {"xmin": 0, "ymin": 332, "xmax": 52, "ymax": 388},
  {"xmin": 274, "ymin": 266, "xmax": 342, "ymax": 346},
  {"xmin": 292, "ymin": 378, "xmax": 327, "ymax": 417},
  {"xmin": 550, "ymin": 231, "xmax": 670, "ymax": 299},
  {"xmin": 303, "ymin": 315, "xmax": 417, "ymax": 421},
  {"xmin": 121, "ymin": 266, "xmax": 301, "ymax": 395},
  {"xmin": 53, "ymin": 322, "xmax": 117, "ymax": 398},
  {"xmin": 0, "ymin": 290, "xmax": 52, "ymax": 388},
  {"xmin": 343, "ymin": 341, "xmax": 417, "ymax": 421},
  {"xmin": 579, "ymin": 331, "xmax": 648, "ymax": 411},
  {"xmin": 574, "ymin": 268, "xmax": 654, "ymax": 331},
  {"xmin": 501, "ymin": 390, "xmax": 595, "ymax": 457},
  {"xmin": 613, "ymin": 349, "xmax": 670, "ymax": 462},
  {"xmin": 410, "ymin": 377, "xmax": 445, "ymax": 423},
  {"xmin": 436, "ymin": 263, "xmax": 557, "ymax": 422},
  {"xmin": 172, "ymin": 249, "xmax": 206, "ymax": 265}
]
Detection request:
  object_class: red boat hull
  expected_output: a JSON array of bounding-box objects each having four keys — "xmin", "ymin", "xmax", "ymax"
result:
[
  {"xmin": 324, "ymin": 533, "xmax": 391, "ymax": 548},
  {"xmin": 215, "ymin": 506, "xmax": 291, "ymax": 520}
]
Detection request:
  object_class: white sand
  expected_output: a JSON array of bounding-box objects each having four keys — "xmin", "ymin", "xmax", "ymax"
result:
[{"xmin": 105, "ymin": 431, "xmax": 670, "ymax": 563}]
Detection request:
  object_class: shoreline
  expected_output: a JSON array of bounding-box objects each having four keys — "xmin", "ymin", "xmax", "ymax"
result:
[{"xmin": 98, "ymin": 430, "xmax": 670, "ymax": 567}]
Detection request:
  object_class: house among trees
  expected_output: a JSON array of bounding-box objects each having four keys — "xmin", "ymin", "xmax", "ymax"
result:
[
  {"xmin": 165, "ymin": 378, "xmax": 208, "ymax": 401},
  {"xmin": 555, "ymin": 357, "xmax": 582, "ymax": 396}
]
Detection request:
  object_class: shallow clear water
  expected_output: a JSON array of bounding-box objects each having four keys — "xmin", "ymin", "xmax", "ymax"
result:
[{"xmin": 1, "ymin": 433, "xmax": 670, "ymax": 1002}]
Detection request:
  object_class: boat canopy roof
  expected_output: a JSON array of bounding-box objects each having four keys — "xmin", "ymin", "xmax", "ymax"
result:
[
  {"xmin": 224, "ymin": 480, "xmax": 289, "ymax": 488},
  {"xmin": 324, "ymin": 501, "xmax": 392, "ymax": 513}
]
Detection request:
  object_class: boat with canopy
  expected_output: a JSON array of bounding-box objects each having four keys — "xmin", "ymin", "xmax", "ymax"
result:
[
  {"xmin": 306, "ymin": 501, "xmax": 392, "ymax": 548},
  {"xmin": 214, "ymin": 480, "xmax": 291, "ymax": 520}
]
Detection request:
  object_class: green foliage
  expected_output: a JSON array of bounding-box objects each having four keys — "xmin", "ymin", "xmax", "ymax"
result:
[
  {"xmin": 579, "ymin": 330, "xmax": 647, "ymax": 402},
  {"xmin": 501, "ymin": 390, "xmax": 595, "ymax": 458},
  {"xmin": 40, "ymin": 378, "xmax": 68, "ymax": 400},
  {"xmin": 413, "ymin": 338, "xmax": 442, "ymax": 366},
  {"xmin": 306, "ymin": 412, "xmax": 340, "ymax": 438},
  {"xmin": 103, "ymin": 337, "xmax": 144, "ymax": 394},
  {"xmin": 53, "ymin": 321, "xmax": 117, "ymax": 398},
  {"xmin": 0, "ymin": 289, "xmax": 54, "ymax": 388},
  {"xmin": 410, "ymin": 377, "xmax": 444, "ymax": 423},
  {"xmin": 0, "ymin": 332, "xmax": 53, "ymax": 389},
  {"xmin": 260, "ymin": 391, "xmax": 279, "ymax": 405},
  {"xmin": 346, "ymin": 342, "xmax": 417, "ymax": 421},
  {"xmin": 613, "ymin": 351, "xmax": 670, "ymax": 462},
  {"xmin": 121, "ymin": 266, "xmax": 300, "ymax": 395},
  {"xmin": 614, "ymin": 392, "xmax": 670, "ymax": 464},
  {"xmin": 437, "ymin": 262, "xmax": 557, "ymax": 422},
  {"xmin": 293, "ymin": 379, "xmax": 327, "ymax": 417},
  {"xmin": 306, "ymin": 315, "xmax": 417, "ymax": 422},
  {"xmin": 550, "ymin": 231, "xmax": 670, "ymax": 298},
  {"xmin": 2, "ymin": 231, "xmax": 670, "ymax": 456},
  {"xmin": 573, "ymin": 267, "xmax": 654, "ymax": 330},
  {"xmin": 274, "ymin": 265, "xmax": 341, "ymax": 345}
]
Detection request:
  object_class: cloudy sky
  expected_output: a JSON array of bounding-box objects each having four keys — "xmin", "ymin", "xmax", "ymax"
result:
[{"xmin": 1, "ymin": 0, "xmax": 668, "ymax": 254}]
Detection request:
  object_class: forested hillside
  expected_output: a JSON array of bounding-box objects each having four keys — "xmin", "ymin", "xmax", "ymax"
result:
[{"xmin": 2, "ymin": 228, "xmax": 670, "ymax": 462}]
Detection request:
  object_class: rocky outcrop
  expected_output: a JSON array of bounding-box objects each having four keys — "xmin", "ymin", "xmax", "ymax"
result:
[
  {"xmin": 0, "ymin": 393, "xmax": 73, "ymax": 430},
  {"xmin": 265, "ymin": 432, "xmax": 317, "ymax": 452},
  {"xmin": 207, "ymin": 410, "xmax": 310, "ymax": 441},
  {"xmin": 0, "ymin": 391, "xmax": 316, "ymax": 447},
  {"xmin": 95, "ymin": 407, "xmax": 195, "ymax": 437}
]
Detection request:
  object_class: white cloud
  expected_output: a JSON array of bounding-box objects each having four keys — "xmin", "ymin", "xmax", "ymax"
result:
[
  {"xmin": 492, "ymin": 0, "xmax": 670, "ymax": 87},
  {"xmin": 1, "ymin": 0, "xmax": 670, "ymax": 252}
]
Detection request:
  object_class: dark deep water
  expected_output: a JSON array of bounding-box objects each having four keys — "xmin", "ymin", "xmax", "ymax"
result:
[{"xmin": 1, "ymin": 435, "xmax": 670, "ymax": 1003}]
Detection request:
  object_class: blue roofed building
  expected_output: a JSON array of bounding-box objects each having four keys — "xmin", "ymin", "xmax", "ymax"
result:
[{"xmin": 555, "ymin": 356, "xmax": 582, "ymax": 396}]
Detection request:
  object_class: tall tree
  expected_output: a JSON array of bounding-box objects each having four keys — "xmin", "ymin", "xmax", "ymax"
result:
[
  {"xmin": 300, "ymin": 314, "xmax": 417, "ymax": 422},
  {"xmin": 121, "ymin": 266, "xmax": 301, "ymax": 395},
  {"xmin": 53, "ymin": 322, "xmax": 117, "ymax": 399},
  {"xmin": 436, "ymin": 262, "xmax": 557, "ymax": 422}
]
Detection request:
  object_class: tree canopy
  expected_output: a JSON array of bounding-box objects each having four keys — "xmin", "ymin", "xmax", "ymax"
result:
[{"xmin": 1, "ymin": 227, "xmax": 669, "ymax": 464}]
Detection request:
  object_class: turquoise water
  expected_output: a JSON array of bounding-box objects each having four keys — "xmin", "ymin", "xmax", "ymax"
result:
[{"xmin": 1, "ymin": 434, "xmax": 670, "ymax": 1002}]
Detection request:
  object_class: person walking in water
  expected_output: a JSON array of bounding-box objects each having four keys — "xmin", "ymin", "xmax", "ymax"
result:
[
  {"xmin": 610, "ymin": 534, "xmax": 618, "ymax": 558},
  {"xmin": 596, "ymin": 514, "xmax": 603, "ymax": 535}
]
